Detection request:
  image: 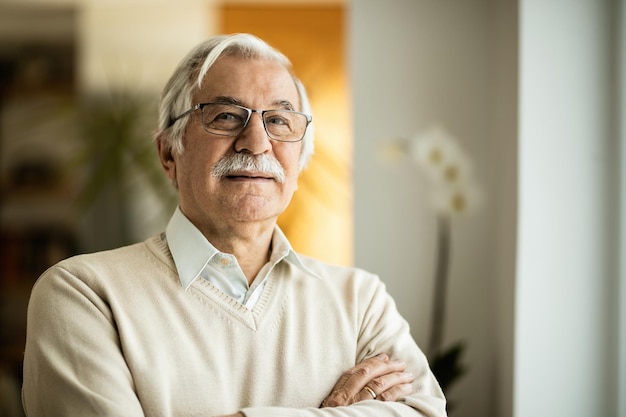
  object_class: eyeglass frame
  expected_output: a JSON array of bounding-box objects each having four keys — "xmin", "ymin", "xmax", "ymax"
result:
[{"xmin": 168, "ymin": 102, "xmax": 313, "ymax": 143}]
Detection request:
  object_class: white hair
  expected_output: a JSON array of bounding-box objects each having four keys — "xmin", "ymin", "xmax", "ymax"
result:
[{"xmin": 155, "ymin": 33, "xmax": 314, "ymax": 171}]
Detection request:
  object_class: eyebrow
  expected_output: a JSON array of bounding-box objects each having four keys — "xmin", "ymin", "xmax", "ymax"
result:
[{"xmin": 211, "ymin": 96, "xmax": 295, "ymax": 111}]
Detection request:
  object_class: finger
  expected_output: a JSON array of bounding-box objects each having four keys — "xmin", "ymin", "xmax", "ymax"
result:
[
  {"xmin": 339, "ymin": 355, "xmax": 407, "ymax": 395},
  {"xmin": 377, "ymin": 382, "xmax": 415, "ymax": 402},
  {"xmin": 325, "ymin": 354, "xmax": 398, "ymax": 400},
  {"xmin": 358, "ymin": 385, "xmax": 377, "ymax": 401},
  {"xmin": 369, "ymin": 370, "xmax": 415, "ymax": 396},
  {"xmin": 356, "ymin": 371, "xmax": 415, "ymax": 402}
]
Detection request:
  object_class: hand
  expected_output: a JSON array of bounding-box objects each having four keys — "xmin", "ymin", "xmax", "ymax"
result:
[{"xmin": 320, "ymin": 353, "xmax": 415, "ymax": 407}]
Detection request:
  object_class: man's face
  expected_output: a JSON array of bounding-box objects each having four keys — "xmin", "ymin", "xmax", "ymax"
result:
[{"xmin": 159, "ymin": 56, "xmax": 304, "ymax": 235}]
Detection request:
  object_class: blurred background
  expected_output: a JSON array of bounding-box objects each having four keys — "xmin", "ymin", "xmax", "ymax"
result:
[{"xmin": 0, "ymin": 1, "xmax": 624, "ymax": 417}]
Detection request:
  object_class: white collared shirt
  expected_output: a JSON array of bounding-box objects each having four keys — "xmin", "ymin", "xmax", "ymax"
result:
[{"xmin": 165, "ymin": 207, "xmax": 318, "ymax": 309}]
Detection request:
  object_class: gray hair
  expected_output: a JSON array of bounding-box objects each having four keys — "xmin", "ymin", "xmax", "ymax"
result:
[{"xmin": 155, "ymin": 33, "xmax": 314, "ymax": 171}]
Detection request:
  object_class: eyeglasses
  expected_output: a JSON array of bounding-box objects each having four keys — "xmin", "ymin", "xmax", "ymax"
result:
[{"xmin": 169, "ymin": 102, "xmax": 312, "ymax": 142}]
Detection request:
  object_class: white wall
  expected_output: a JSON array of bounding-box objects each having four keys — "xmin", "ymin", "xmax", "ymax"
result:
[
  {"xmin": 351, "ymin": 0, "xmax": 623, "ymax": 416},
  {"xmin": 616, "ymin": 0, "xmax": 626, "ymax": 417},
  {"xmin": 349, "ymin": 1, "xmax": 511, "ymax": 416},
  {"xmin": 488, "ymin": 1, "xmax": 519, "ymax": 416},
  {"xmin": 516, "ymin": 0, "xmax": 622, "ymax": 416}
]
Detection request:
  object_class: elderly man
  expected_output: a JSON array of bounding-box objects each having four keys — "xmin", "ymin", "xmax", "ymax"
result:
[{"xmin": 22, "ymin": 34, "xmax": 446, "ymax": 417}]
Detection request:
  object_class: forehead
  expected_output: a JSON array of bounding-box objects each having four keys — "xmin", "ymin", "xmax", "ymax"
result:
[{"xmin": 194, "ymin": 56, "xmax": 301, "ymax": 108}]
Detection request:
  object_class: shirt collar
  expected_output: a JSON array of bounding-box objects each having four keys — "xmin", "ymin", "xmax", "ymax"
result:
[
  {"xmin": 269, "ymin": 225, "xmax": 321, "ymax": 280},
  {"xmin": 165, "ymin": 207, "xmax": 320, "ymax": 290}
]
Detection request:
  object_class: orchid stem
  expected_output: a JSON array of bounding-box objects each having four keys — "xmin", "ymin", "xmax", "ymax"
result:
[{"xmin": 427, "ymin": 213, "xmax": 451, "ymax": 358}]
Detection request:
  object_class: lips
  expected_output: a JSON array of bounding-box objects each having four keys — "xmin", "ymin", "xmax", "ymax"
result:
[{"xmin": 225, "ymin": 171, "xmax": 275, "ymax": 180}]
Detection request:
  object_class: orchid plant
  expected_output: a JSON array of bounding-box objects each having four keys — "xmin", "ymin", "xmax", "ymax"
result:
[{"xmin": 385, "ymin": 125, "xmax": 482, "ymax": 398}]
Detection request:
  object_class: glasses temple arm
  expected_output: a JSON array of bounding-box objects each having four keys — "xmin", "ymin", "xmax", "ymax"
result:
[{"xmin": 167, "ymin": 104, "xmax": 202, "ymax": 128}]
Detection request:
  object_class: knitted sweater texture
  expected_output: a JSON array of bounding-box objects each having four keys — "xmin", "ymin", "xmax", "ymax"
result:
[{"xmin": 22, "ymin": 234, "xmax": 446, "ymax": 417}]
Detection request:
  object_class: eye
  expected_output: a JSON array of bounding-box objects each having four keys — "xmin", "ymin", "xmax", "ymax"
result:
[
  {"xmin": 202, "ymin": 104, "xmax": 248, "ymax": 130},
  {"xmin": 265, "ymin": 112, "xmax": 292, "ymax": 127},
  {"xmin": 214, "ymin": 112, "xmax": 242, "ymax": 122}
]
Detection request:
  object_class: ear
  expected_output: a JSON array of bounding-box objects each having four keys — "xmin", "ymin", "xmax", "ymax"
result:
[{"xmin": 157, "ymin": 135, "xmax": 177, "ymax": 182}]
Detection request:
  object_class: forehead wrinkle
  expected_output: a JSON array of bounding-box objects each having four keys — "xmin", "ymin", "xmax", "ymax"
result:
[
  {"xmin": 211, "ymin": 95, "xmax": 241, "ymax": 105},
  {"xmin": 206, "ymin": 95, "xmax": 295, "ymax": 111}
]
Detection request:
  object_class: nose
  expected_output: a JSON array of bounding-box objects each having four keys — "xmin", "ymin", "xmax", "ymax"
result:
[{"xmin": 234, "ymin": 112, "xmax": 272, "ymax": 155}]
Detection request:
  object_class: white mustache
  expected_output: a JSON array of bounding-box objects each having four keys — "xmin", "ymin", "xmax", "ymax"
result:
[{"xmin": 211, "ymin": 153, "xmax": 286, "ymax": 183}]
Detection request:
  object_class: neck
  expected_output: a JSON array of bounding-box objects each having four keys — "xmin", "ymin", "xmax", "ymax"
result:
[{"xmin": 203, "ymin": 221, "xmax": 275, "ymax": 285}]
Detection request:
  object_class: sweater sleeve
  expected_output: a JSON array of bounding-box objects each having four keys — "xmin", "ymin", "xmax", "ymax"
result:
[
  {"xmin": 240, "ymin": 274, "xmax": 447, "ymax": 417},
  {"xmin": 22, "ymin": 265, "xmax": 146, "ymax": 417}
]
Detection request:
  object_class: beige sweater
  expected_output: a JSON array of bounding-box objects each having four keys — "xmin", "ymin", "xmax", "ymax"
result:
[{"xmin": 22, "ymin": 234, "xmax": 446, "ymax": 417}]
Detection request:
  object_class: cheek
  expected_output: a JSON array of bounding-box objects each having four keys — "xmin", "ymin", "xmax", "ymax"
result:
[
  {"xmin": 276, "ymin": 144, "xmax": 303, "ymax": 174},
  {"xmin": 175, "ymin": 151, "xmax": 215, "ymax": 192},
  {"xmin": 181, "ymin": 138, "xmax": 228, "ymax": 176},
  {"xmin": 282, "ymin": 158, "xmax": 303, "ymax": 196}
]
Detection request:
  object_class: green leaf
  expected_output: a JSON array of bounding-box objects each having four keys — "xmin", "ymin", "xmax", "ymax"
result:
[{"xmin": 430, "ymin": 341, "xmax": 467, "ymax": 393}]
